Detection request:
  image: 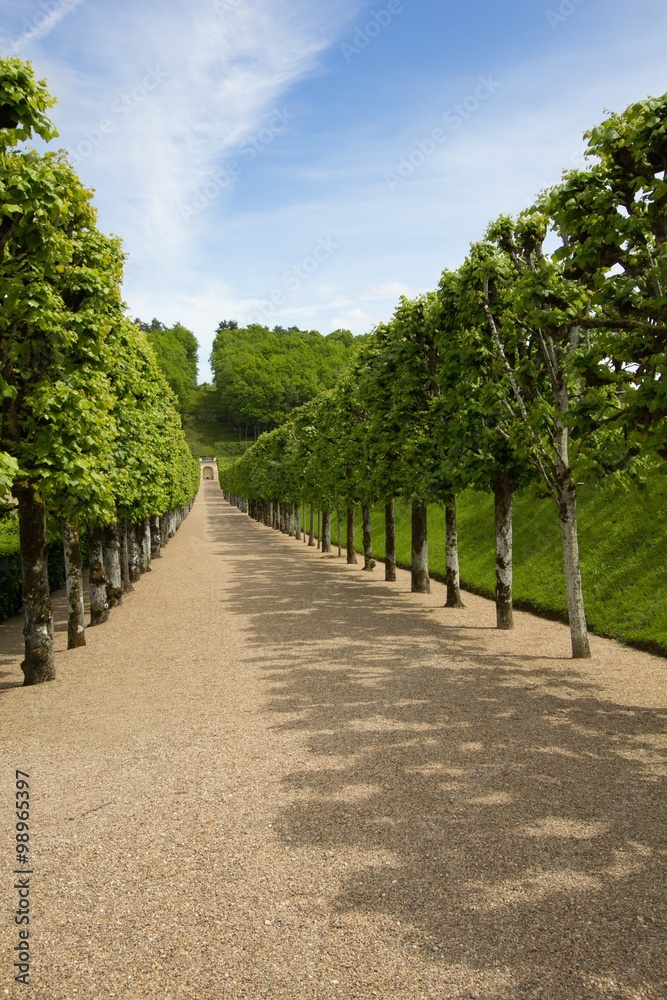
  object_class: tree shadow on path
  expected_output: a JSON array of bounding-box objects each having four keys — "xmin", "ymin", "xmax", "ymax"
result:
[{"xmin": 210, "ymin": 497, "xmax": 667, "ymax": 999}]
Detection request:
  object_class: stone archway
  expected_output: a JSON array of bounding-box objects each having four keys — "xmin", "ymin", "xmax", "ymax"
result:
[{"xmin": 199, "ymin": 457, "xmax": 218, "ymax": 482}]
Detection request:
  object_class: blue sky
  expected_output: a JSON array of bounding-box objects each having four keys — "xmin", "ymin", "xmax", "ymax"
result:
[{"xmin": 2, "ymin": 0, "xmax": 666, "ymax": 380}]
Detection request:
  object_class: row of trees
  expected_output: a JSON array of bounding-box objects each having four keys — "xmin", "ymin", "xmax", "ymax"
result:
[
  {"xmin": 211, "ymin": 321, "xmax": 361, "ymax": 436},
  {"xmin": 221, "ymin": 90, "xmax": 667, "ymax": 659},
  {"xmin": 0, "ymin": 58, "xmax": 200, "ymax": 685}
]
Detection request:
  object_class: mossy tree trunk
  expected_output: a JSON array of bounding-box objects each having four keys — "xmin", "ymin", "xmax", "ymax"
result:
[
  {"xmin": 493, "ymin": 473, "xmax": 514, "ymax": 629},
  {"xmin": 143, "ymin": 519, "xmax": 152, "ymax": 572},
  {"xmin": 62, "ymin": 520, "xmax": 86, "ymax": 649},
  {"xmin": 337, "ymin": 510, "xmax": 342, "ymax": 557},
  {"xmin": 150, "ymin": 515, "xmax": 162, "ymax": 559},
  {"xmin": 136, "ymin": 523, "xmax": 146, "ymax": 573},
  {"xmin": 346, "ymin": 506, "xmax": 358, "ymax": 564},
  {"xmin": 308, "ymin": 506, "xmax": 315, "ymax": 546},
  {"xmin": 128, "ymin": 522, "xmax": 141, "ymax": 583},
  {"xmin": 120, "ymin": 518, "xmax": 133, "ymax": 593},
  {"xmin": 13, "ymin": 480, "xmax": 55, "ymax": 684},
  {"xmin": 362, "ymin": 504, "xmax": 374, "ymax": 571},
  {"xmin": 322, "ymin": 509, "xmax": 331, "ymax": 553},
  {"xmin": 384, "ymin": 500, "xmax": 397, "ymax": 582},
  {"xmin": 103, "ymin": 521, "xmax": 123, "ymax": 608},
  {"xmin": 294, "ymin": 504, "xmax": 301, "ymax": 540},
  {"xmin": 444, "ymin": 499, "xmax": 464, "ymax": 608},
  {"xmin": 88, "ymin": 525, "xmax": 109, "ymax": 626},
  {"xmin": 411, "ymin": 501, "xmax": 429, "ymax": 593}
]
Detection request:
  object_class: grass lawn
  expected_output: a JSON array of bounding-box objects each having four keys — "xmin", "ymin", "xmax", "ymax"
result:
[{"xmin": 322, "ymin": 470, "xmax": 667, "ymax": 656}]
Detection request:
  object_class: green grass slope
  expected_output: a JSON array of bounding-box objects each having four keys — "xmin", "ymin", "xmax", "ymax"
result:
[{"xmin": 325, "ymin": 470, "xmax": 667, "ymax": 656}]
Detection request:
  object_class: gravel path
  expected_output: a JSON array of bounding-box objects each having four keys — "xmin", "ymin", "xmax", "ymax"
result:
[{"xmin": 1, "ymin": 481, "xmax": 667, "ymax": 999}]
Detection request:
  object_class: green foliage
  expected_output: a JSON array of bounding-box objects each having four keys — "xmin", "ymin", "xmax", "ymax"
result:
[
  {"xmin": 139, "ymin": 318, "xmax": 199, "ymax": 418},
  {"xmin": 0, "ymin": 510, "xmax": 19, "ymax": 554},
  {"xmin": 107, "ymin": 319, "xmax": 200, "ymax": 520},
  {"xmin": 545, "ymin": 92, "xmax": 667, "ymax": 461},
  {"xmin": 0, "ymin": 57, "xmax": 57, "ymax": 147},
  {"xmin": 210, "ymin": 323, "xmax": 360, "ymax": 432},
  {"xmin": 0, "ymin": 56, "xmax": 199, "ymax": 533},
  {"xmin": 0, "ymin": 452, "xmax": 19, "ymax": 495}
]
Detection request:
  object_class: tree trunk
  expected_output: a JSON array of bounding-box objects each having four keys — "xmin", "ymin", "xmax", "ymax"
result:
[
  {"xmin": 308, "ymin": 506, "xmax": 315, "ymax": 546},
  {"xmin": 411, "ymin": 501, "xmax": 429, "ymax": 593},
  {"xmin": 143, "ymin": 519, "xmax": 152, "ymax": 572},
  {"xmin": 288, "ymin": 504, "xmax": 295, "ymax": 537},
  {"xmin": 317, "ymin": 509, "xmax": 321, "ymax": 549},
  {"xmin": 444, "ymin": 499, "xmax": 464, "ymax": 608},
  {"xmin": 337, "ymin": 510, "xmax": 342, "ymax": 557},
  {"xmin": 62, "ymin": 520, "xmax": 86, "ymax": 649},
  {"xmin": 493, "ymin": 474, "xmax": 514, "ymax": 629},
  {"xmin": 160, "ymin": 514, "xmax": 169, "ymax": 547},
  {"xmin": 128, "ymin": 522, "xmax": 141, "ymax": 583},
  {"xmin": 295, "ymin": 504, "xmax": 301, "ymax": 541},
  {"xmin": 13, "ymin": 481, "xmax": 55, "ymax": 684},
  {"xmin": 120, "ymin": 518, "xmax": 133, "ymax": 593},
  {"xmin": 558, "ymin": 480, "xmax": 591, "ymax": 658},
  {"xmin": 362, "ymin": 504, "xmax": 374, "ymax": 570},
  {"xmin": 150, "ymin": 515, "xmax": 162, "ymax": 559},
  {"xmin": 346, "ymin": 506, "xmax": 358, "ymax": 564},
  {"xmin": 103, "ymin": 522, "xmax": 123, "ymax": 607},
  {"xmin": 88, "ymin": 524, "xmax": 109, "ymax": 626},
  {"xmin": 322, "ymin": 509, "xmax": 331, "ymax": 553},
  {"xmin": 137, "ymin": 523, "xmax": 146, "ymax": 573},
  {"xmin": 384, "ymin": 500, "xmax": 397, "ymax": 581}
]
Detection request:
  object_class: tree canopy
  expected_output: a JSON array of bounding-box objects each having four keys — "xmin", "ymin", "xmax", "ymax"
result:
[
  {"xmin": 210, "ymin": 322, "xmax": 361, "ymax": 434},
  {"xmin": 136, "ymin": 318, "xmax": 199, "ymax": 418}
]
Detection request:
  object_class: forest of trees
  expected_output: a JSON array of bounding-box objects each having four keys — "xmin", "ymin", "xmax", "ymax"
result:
[
  {"xmin": 210, "ymin": 321, "xmax": 361, "ymax": 437},
  {"xmin": 0, "ymin": 58, "xmax": 200, "ymax": 685},
  {"xmin": 221, "ymin": 90, "xmax": 667, "ymax": 662}
]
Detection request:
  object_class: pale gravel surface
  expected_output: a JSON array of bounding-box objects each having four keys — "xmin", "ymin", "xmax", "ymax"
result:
[{"xmin": 1, "ymin": 480, "xmax": 666, "ymax": 999}]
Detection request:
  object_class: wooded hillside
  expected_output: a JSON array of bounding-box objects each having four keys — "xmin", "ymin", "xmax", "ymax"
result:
[{"xmin": 210, "ymin": 322, "xmax": 361, "ymax": 436}]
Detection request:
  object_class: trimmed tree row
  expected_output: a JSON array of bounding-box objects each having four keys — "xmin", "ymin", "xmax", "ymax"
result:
[
  {"xmin": 0, "ymin": 58, "xmax": 200, "ymax": 684},
  {"xmin": 220, "ymin": 90, "xmax": 667, "ymax": 659}
]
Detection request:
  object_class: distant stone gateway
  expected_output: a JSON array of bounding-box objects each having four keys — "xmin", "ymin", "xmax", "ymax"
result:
[{"xmin": 199, "ymin": 457, "xmax": 218, "ymax": 481}]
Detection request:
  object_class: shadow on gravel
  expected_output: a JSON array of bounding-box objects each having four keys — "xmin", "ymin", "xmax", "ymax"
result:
[{"xmin": 211, "ymin": 498, "xmax": 667, "ymax": 999}]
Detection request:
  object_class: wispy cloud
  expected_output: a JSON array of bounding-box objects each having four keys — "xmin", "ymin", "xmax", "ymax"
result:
[
  {"xmin": 1, "ymin": 0, "xmax": 85, "ymax": 51},
  {"xmin": 37, "ymin": 1, "xmax": 360, "ymax": 267}
]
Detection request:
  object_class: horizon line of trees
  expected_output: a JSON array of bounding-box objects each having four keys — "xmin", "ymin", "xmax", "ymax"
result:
[
  {"xmin": 221, "ymin": 89, "xmax": 667, "ymax": 660},
  {"xmin": 0, "ymin": 57, "xmax": 200, "ymax": 685}
]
